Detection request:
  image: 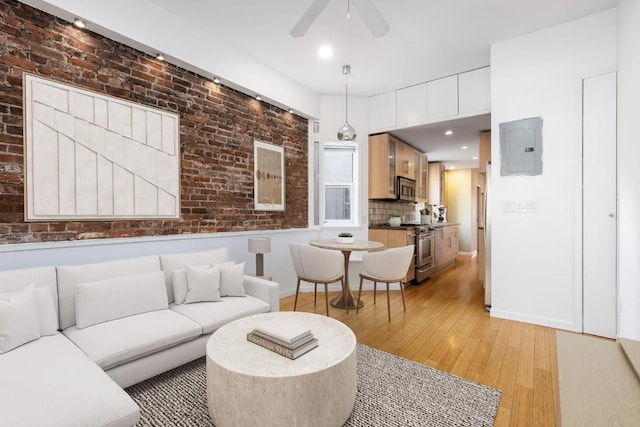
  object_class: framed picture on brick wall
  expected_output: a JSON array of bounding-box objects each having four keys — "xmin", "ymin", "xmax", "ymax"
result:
[{"xmin": 254, "ymin": 140, "xmax": 285, "ymax": 211}]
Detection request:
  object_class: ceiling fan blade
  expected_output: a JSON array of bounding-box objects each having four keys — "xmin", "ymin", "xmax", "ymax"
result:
[
  {"xmin": 352, "ymin": 0, "xmax": 389, "ymax": 37},
  {"xmin": 290, "ymin": 0, "xmax": 331, "ymax": 37}
]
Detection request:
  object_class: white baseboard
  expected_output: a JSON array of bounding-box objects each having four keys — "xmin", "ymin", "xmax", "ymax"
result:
[
  {"xmin": 457, "ymin": 251, "xmax": 478, "ymax": 257},
  {"xmin": 490, "ymin": 308, "xmax": 579, "ymax": 332}
]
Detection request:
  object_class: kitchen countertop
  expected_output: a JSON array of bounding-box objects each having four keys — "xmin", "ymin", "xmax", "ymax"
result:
[{"xmin": 369, "ymin": 222, "xmax": 460, "ymax": 230}]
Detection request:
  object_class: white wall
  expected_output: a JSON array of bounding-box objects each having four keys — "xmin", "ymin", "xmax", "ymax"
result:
[
  {"xmin": 617, "ymin": 0, "xmax": 640, "ymax": 340},
  {"xmin": 316, "ymin": 94, "xmax": 370, "ymax": 243},
  {"xmin": 445, "ymin": 169, "xmax": 473, "ymax": 253},
  {"xmin": 21, "ymin": 0, "xmax": 321, "ymax": 119},
  {"xmin": 490, "ymin": 9, "xmax": 616, "ymax": 330}
]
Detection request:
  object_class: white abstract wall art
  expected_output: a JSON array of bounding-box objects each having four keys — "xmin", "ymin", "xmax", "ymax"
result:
[
  {"xmin": 254, "ymin": 140, "xmax": 285, "ymax": 211},
  {"xmin": 23, "ymin": 74, "xmax": 181, "ymax": 221}
]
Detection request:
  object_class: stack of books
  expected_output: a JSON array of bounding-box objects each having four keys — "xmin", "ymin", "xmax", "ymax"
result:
[{"xmin": 247, "ymin": 319, "xmax": 318, "ymax": 360}]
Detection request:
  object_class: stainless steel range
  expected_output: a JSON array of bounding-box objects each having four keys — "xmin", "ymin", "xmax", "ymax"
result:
[{"xmin": 415, "ymin": 225, "xmax": 435, "ymax": 282}]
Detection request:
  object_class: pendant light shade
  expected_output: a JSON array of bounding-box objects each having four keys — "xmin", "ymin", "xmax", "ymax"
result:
[{"xmin": 338, "ymin": 65, "xmax": 357, "ymax": 141}]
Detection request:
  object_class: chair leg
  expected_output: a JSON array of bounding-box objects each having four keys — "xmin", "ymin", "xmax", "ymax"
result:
[
  {"xmin": 324, "ymin": 283, "xmax": 330, "ymax": 316},
  {"xmin": 373, "ymin": 281, "xmax": 377, "ymax": 305},
  {"xmin": 356, "ymin": 276, "xmax": 364, "ymax": 314},
  {"xmin": 386, "ymin": 282, "xmax": 391, "ymax": 322},
  {"xmin": 341, "ymin": 277, "xmax": 348, "ymax": 315},
  {"xmin": 293, "ymin": 278, "xmax": 301, "ymax": 311},
  {"xmin": 313, "ymin": 283, "xmax": 317, "ymax": 307},
  {"xmin": 399, "ymin": 281, "xmax": 407, "ymax": 313}
]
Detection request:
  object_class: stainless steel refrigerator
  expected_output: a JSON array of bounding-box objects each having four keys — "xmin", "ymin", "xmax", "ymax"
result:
[{"xmin": 484, "ymin": 162, "xmax": 492, "ymax": 311}]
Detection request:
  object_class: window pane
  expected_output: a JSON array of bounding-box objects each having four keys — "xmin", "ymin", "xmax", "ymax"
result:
[
  {"xmin": 324, "ymin": 149, "xmax": 353, "ymax": 183},
  {"xmin": 325, "ymin": 186, "xmax": 351, "ymax": 220}
]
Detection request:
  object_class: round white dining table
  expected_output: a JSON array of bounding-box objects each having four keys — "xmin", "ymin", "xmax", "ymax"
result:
[{"xmin": 309, "ymin": 239, "xmax": 384, "ymax": 310}]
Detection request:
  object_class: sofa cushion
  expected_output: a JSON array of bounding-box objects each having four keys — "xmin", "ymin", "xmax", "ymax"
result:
[
  {"xmin": 220, "ymin": 262, "xmax": 246, "ymax": 297},
  {"xmin": 0, "ymin": 285, "xmax": 41, "ymax": 354},
  {"xmin": 75, "ymin": 271, "xmax": 169, "ymax": 329},
  {"xmin": 0, "ymin": 285, "xmax": 58, "ymax": 337},
  {"xmin": 57, "ymin": 256, "xmax": 161, "ymax": 330},
  {"xmin": 170, "ymin": 295, "xmax": 270, "ymax": 334},
  {"xmin": 0, "ymin": 333, "xmax": 139, "ymax": 427},
  {"xmin": 160, "ymin": 248, "xmax": 230, "ymax": 303},
  {"xmin": 63, "ymin": 309, "xmax": 202, "ymax": 370},
  {"xmin": 0, "ymin": 266, "xmax": 59, "ymax": 330},
  {"xmin": 185, "ymin": 264, "xmax": 222, "ymax": 303}
]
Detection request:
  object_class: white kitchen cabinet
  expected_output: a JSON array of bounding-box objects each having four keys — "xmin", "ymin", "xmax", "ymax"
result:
[
  {"xmin": 458, "ymin": 67, "xmax": 490, "ymax": 116},
  {"xmin": 369, "ymin": 91, "xmax": 396, "ymax": 132},
  {"xmin": 427, "ymin": 75, "xmax": 458, "ymax": 122},
  {"xmin": 396, "ymin": 83, "xmax": 427, "ymax": 128}
]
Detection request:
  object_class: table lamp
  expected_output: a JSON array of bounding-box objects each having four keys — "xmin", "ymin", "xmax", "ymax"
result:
[{"xmin": 248, "ymin": 237, "xmax": 271, "ymax": 277}]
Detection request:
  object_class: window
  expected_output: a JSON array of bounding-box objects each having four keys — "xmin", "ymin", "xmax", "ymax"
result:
[{"xmin": 322, "ymin": 142, "xmax": 359, "ymax": 226}]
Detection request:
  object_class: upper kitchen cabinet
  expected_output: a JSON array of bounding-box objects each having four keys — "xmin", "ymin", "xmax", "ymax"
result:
[
  {"xmin": 397, "ymin": 83, "xmax": 427, "ymax": 128},
  {"xmin": 429, "ymin": 162, "xmax": 446, "ymax": 205},
  {"xmin": 458, "ymin": 67, "xmax": 491, "ymax": 116},
  {"xmin": 368, "ymin": 134, "xmax": 396, "ymax": 199},
  {"xmin": 478, "ymin": 130, "xmax": 491, "ymax": 173},
  {"xmin": 427, "ymin": 75, "xmax": 458, "ymax": 122},
  {"xmin": 369, "ymin": 91, "xmax": 396, "ymax": 132},
  {"xmin": 416, "ymin": 152, "xmax": 429, "ymax": 203},
  {"xmin": 395, "ymin": 140, "xmax": 414, "ymax": 179},
  {"xmin": 368, "ymin": 66, "xmax": 491, "ymax": 134}
]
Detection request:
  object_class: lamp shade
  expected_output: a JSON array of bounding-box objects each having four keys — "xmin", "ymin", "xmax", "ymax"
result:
[{"xmin": 248, "ymin": 237, "xmax": 271, "ymax": 254}]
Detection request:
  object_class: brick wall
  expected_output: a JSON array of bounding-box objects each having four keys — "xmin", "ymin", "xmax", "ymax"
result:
[{"xmin": 0, "ymin": 0, "xmax": 308, "ymax": 244}]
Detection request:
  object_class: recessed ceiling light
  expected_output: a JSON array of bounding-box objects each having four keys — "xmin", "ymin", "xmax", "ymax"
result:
[
  {"xmin": 445, "ymin": 130, "xmax": 453, "ymax": 136},
  {"xmin": 461, "ymin": 146, "xmax": 468, "ymax": 150},
  {"xmin": 318, "ymin": 45, "xmax": 333, "ymax": 60},
  {"xmin": 449, "ymin": 166, "xmax": 455, "ymax": 169},
  {"xmin": 256, "ymin": 95, "xmax": 262, "ymax": 101},
  {"xmin": 213, "ymin": 77, "xmax": 221, "ymax": 84},
  {"xmin": 472, "ymin": 156, "xmax": 479, "ymax": 160},
  {"xmin": 73, "ymin": 18, "xmax": 86, "ymax": 29},
  {"xmin": 155, "ymin": 53, "xmax": 165, "ymax": 61}
]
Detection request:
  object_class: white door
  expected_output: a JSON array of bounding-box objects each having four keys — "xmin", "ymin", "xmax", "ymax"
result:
[{"xmin": 583, "ymin": 72, "xmax": 617, "ymax": 338}]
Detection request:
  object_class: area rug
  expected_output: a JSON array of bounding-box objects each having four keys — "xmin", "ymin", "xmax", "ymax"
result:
[{"xmin": 126, "ymin": 344, "xmax": 501, "ymax": 427}]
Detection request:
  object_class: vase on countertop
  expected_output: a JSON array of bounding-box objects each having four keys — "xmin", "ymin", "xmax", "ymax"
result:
[{"xmin": 389, "ymin": 217, "xmax": 401, "ymax": 227}]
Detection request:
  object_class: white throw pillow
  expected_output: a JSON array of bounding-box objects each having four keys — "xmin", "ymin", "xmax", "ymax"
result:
[
  {"xmin": 0, "ymin": 285, "xmax": 41, "ymax": 354},
  {"xmin": 185, "ymin": 264, "xmax": 222, "ymax": 303},
  {"xmin": 75, "ymin": 271, "xmax": 169, "ymax": 329},
  {"xmin": 0, "ymin": 286, "xmax": 57, "ymax": 336},
  {"xmin": 172, "ymin": 269, "xmax": 189, "ymax": 305},
  {"xmin": 220, "ymin": 262, "xmax": 246, "ymax": 297}
]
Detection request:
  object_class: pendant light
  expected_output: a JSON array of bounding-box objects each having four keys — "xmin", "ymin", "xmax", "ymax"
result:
[{"xmin": 337, "ymin": 65, "xmax": 357, "ymax": 141}]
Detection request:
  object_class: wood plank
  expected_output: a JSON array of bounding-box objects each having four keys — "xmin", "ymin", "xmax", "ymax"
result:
[
  {"xmin": 556, "ymin": 330, "xmax": 640, "ymax": 426},
  {"xmin": 280, "ymin": 255, "xmax": 559, "ymax": 425}
]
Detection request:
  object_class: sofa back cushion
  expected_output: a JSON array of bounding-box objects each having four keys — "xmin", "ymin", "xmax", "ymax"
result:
[
  {"xmin": 56, "ymin": 256, "xmax": 161, "ymax": 330},
  {"xmin": 0, "ymin": 266, "xmax": 59, "ymax": 332},
  {"xmin": 75, "ymin": 271, "xmax": 168, "ymax": 329},
  {"xmin": 159, "ymin": 248, "xmax": 229, "ymax": 303}
]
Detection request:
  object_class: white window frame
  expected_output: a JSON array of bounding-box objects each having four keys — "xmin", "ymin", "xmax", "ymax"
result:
[{"xmin": 320, "ymin": 141, "xmax": 359, "ymax": 227}]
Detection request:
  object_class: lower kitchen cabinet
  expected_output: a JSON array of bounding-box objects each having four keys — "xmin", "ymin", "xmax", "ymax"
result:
[
  {"xmin": 434, "ymin": 225, "xmax": 458, "ymax": 271},
  {"xmin": 368, "ymin": 228, "xmax": 415, "ymax": 284}
]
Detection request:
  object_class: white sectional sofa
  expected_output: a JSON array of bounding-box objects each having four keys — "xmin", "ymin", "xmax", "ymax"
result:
[{"xmin": 0, "ymin": 248, "xmax": 279, "ymax": 427}]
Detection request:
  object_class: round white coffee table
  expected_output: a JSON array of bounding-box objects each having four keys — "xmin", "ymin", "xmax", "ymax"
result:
[{"xmin": 206, "ymin": 312, "xmax": 357, "ymax": 427}]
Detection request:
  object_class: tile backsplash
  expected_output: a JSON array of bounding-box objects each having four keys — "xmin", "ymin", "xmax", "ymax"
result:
[{"xmin": 369, "ymin": 200, "xmax": 424, "ymax": 225}]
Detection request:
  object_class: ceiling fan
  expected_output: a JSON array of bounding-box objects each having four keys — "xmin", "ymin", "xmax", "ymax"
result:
[{"xmin": 290, "ymin": 0, "xmax": 390, "ymax": 38}]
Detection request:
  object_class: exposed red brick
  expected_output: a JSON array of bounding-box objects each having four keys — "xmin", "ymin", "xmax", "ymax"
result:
[{"xmin": 0, "ymin": 0, "xmax": 308, "ymax": 245}]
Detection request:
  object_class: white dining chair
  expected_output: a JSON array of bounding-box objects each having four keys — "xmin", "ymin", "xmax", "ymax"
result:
[
  {"xmin": 357, "ymin": 245, "xmax": 414, "ymax": 322},
  {"xmin": 289, "ymin": 243, "xmax": 347, "ymax": 316}
]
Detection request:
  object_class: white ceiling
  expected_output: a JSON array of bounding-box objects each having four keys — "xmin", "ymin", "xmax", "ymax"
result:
[{"xmin": 145, "ymin": 0, "xmax": 615, "ymax": 169}]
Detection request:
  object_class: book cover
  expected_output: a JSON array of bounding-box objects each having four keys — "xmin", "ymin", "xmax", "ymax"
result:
[
  {"xmin": 253, "ymin": 319, "xmax": 312, "ymax": 344},
  {"xmin": 247, "ymin": 332, "xmax": 318, "ymax": 359},
  {"xmin": 252, "ymin": 329, "xmax": 315, "ymax": 350}
]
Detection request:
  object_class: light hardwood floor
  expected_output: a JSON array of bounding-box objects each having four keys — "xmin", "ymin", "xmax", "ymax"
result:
[{"xmin": 280, "ymin": 256, "xmax": 559, "ymax": 427}]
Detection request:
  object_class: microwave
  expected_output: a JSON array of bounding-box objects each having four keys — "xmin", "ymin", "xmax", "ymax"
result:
[{"xmin": 397, "ymin": 177, "xmax": 416, "ymax": 202}]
